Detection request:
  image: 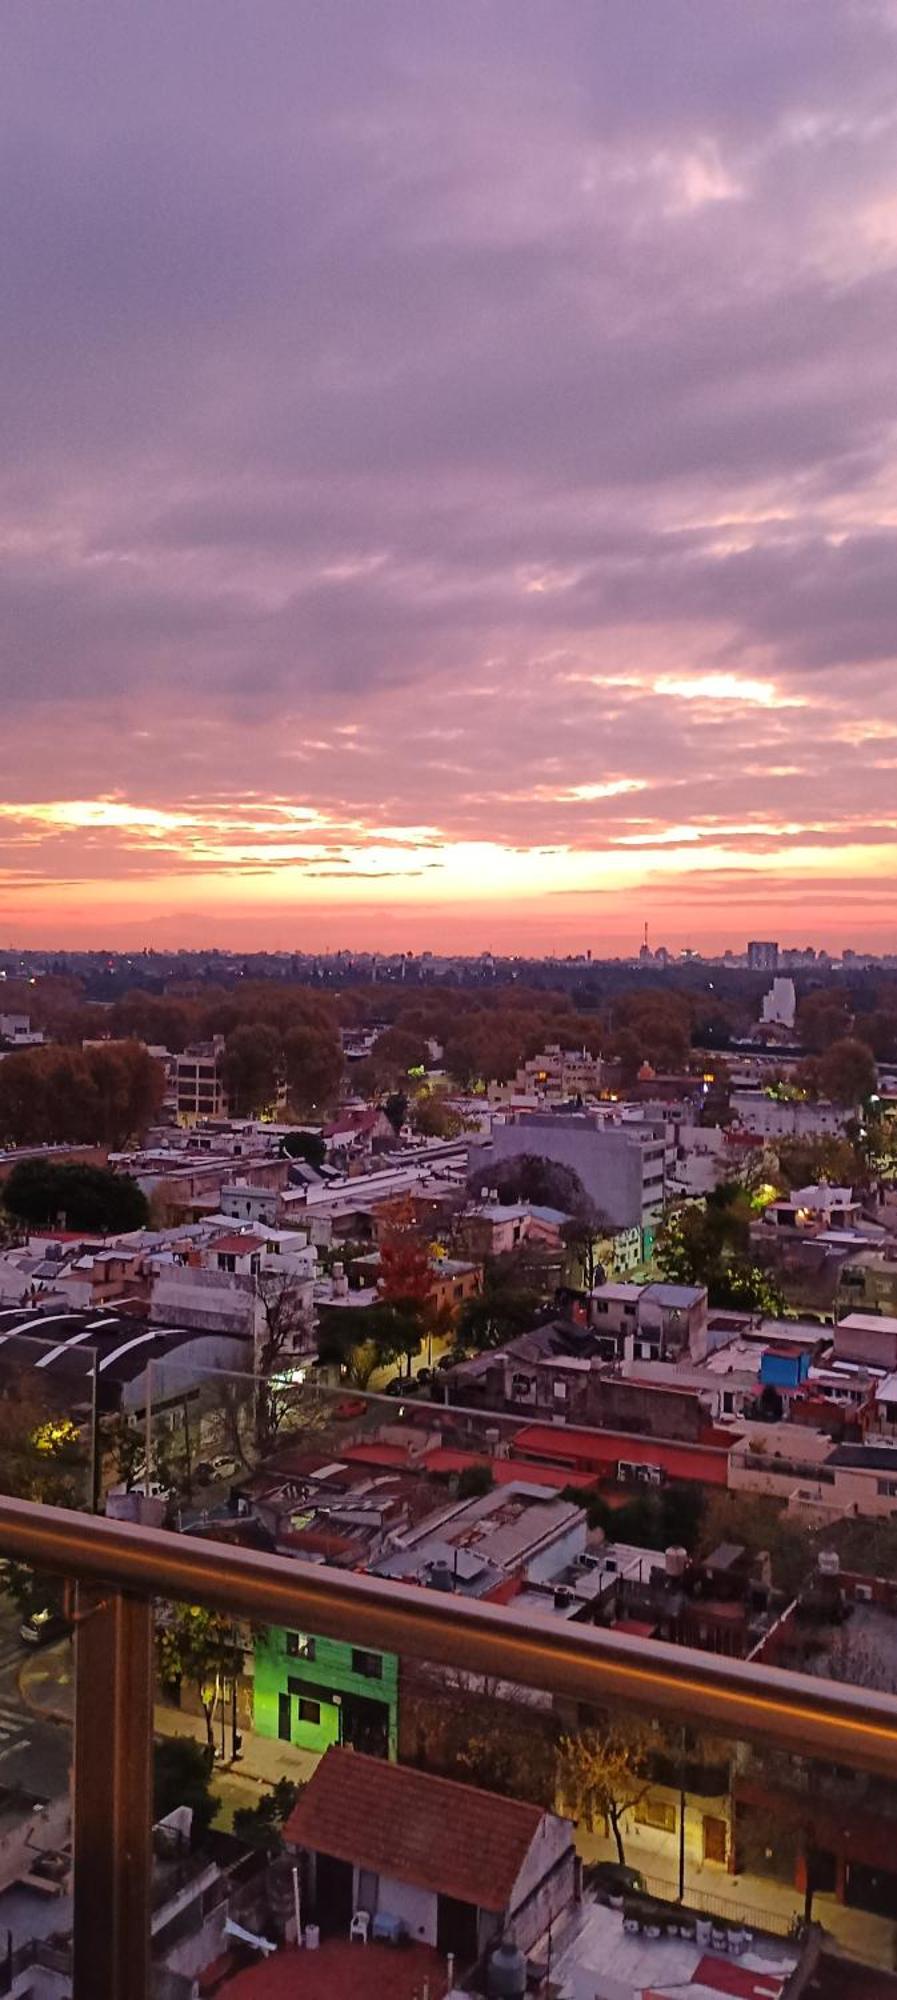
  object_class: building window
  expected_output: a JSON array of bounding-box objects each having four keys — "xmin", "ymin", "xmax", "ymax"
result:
[
  {"xmin": 298, "ymin": 1698, "xmax": 321, "ymax": 1726},
  {"xmin": 351, "ymin": 1649, "xmax": 383, "ymax": 1680},
  {"xmin": 635, "ymin": 1798, "xmax": 677, "ymax": 1834},
  {"xmin": 286, "ymin": 1632, "xmax": 315, "ymax": 1660}
]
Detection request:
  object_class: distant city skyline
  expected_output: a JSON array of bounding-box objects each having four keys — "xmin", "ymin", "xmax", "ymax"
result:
[{"xmin": 3, "ymin": 4, "xmax": 896, "ymax": 947}]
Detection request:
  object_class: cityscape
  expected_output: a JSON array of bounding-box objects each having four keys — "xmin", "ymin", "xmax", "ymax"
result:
[{"xmin": 2, "ymin": 5, "xmax": 897, "ymax": 2000}]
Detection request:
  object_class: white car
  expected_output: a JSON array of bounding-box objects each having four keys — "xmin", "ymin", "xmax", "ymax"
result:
[{"xmin": 210, "ymin": 1455, "xmax": 240, "ymax": 1482}]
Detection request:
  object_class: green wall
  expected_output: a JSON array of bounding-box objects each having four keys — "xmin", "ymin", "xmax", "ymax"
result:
[{"xmin": 254, "ymin": 1625, "xmax": 399, "ymax": 1759}]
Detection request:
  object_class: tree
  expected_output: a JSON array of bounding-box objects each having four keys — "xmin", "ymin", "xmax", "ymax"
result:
[
  {"xmin": 283, "ymin": 1025, "xmax": 344, "ymax": 1116},
  {"xmin": 157, "ymin": 1606, "xmax": 245, "ymax": 1757},
  {"xmin": 561, "ymin": 1216, "xmax": 606, "ymax": 1291},
  {"xmin": 775, "ymin": 1135, "xmax": 863, "ymax": 1193},
  {"xmin": 470, "ymin": 1152, "xmax": 596, "ymax": 1223},
  {"xmin": 384, "ymin": 1091, "xmax": 408, "ymax": 1136},
  {"xmin": 697, "ymin": 1492, "xmax": 812, "ymax": 1598},
  {"xmin": 253, "ymin": 1272, "xmax": 314, "ymax": 1456},
  {"xmin": 221, "ymin": 1024, "xmax": 282, "ymax": 1117},
  {"xmin": 457, "ymin": 1252, "xmax": 545, "ymax": 1351},
  {"xmin": 2, "ymin": 1159, "xmax": 148, "ymax": 1233},
  {"xmin": 362, "ymin": 1026, "xmax": 430, "ymax": 1091},
  {"xmin": 410, "ymin": 1092, "xmax": 463, "ymax": 1139},
  {"xmin": 0, "ymin": 1378, "xmax": 89, "ymax": 1507},
  {"xmin": 154, "ymin": 1735, "xmax": 219, "ymax": 1842},
  {"xmin": 378, "ymin": 1225, "xmax": 432, "ymax": 1314},
  {"xmin": 233, "ymin": 1778, "xmax": 302, "ymax": 1853},
  {"xmin": 656, "ymin": 1183, "xmax": 787, "ymax": 1313},
  {"xmin": 281, "ymin": 1129, "xmax": 327, "ymax": 1170},
  {"xmin": 0, "ymin": 1042, "xmax": 163, "ymax": 1148},
  {"xmin": 817, "ymin": 1037, "xmax": 877, "ymax": 1107},
  {"xmin": 558, "ymin": 1721, "xmax": 654, "ymax": 1865}
]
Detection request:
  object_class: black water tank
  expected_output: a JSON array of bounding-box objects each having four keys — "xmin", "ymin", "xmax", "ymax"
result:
[{"xmin": 487, "ymin": 1938, "xmax": 527, "ymax": 1998}]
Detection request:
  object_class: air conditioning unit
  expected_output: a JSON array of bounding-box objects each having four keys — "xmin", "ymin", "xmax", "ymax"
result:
[
  {"xmin": 854, "ymin": 1583, "xmax": 874, "ymax": 1603},
  {"xmin": 617, "ymin": 1460, "xmax": 636, "ymax": 1483}
]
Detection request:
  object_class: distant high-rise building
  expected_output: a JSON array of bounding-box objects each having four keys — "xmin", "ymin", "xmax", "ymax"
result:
[{"xmin": 747, "ymin": 940, "xmax": 779, "ymax": 971}]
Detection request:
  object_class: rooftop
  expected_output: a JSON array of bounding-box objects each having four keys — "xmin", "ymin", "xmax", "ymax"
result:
[
  {"xmin": 216, "ymin": 1939, "xmax": 445, "ymax": 2000},
  {"xmin": 284, "ymin": 1745, "xmax": 548, "ymax": 1912},
  {"xmin": 553, "ymin": 1900, "xmax": 797, "ymax": 2000}
]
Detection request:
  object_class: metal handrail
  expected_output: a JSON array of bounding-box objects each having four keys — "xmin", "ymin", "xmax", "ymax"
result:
[{"xmin": 1, "ymin": 1494, "xmax": 897, "ymax": 1775}]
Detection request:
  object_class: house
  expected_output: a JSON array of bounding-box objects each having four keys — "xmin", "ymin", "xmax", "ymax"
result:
[
  {"xmin": 589, "ymin": 1279, "xmax": 708, "ymax": 1361},
  {"xmin": 834, "ymin": 1312, "xmax": 897, "ymax": 1370},
  {"xmin": 254, "ymin": 1628, "xmax": 398, "ymax": 1760},
  {"xmin": 730, "ymin": 1090, "xmax": 854, "ymax": 1139},
  {"xmin": 760, "ymin": 1185, "xmax": 861, "ymax": 1237},
  {"xmin": 285, "ymin": 1747, "xmax": 576, "ymax": 1963}
]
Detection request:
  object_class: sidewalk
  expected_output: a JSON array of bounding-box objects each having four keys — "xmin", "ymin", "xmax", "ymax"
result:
[
  {"xmin": 18, "ymin": 1644, "xmax": 319, "ymax": 1828},
  {"xmin": 19, "ymin": 1649, "xmax": 897, "ymax": 1970},
  {"xmin": 576, "ymin": 1822, "xmax": 897, "ymax": 1970}
]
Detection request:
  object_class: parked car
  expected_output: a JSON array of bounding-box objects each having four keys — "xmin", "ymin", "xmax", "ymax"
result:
[
  {"xmin": 210, "ymin": 1455, "xmax": 240, "ymax": 1481},
  {"xmin": 383, "ymin": 1378, "xmax": 406, "ymax": 1397},
  {"xmin": 415, "ymin": 1366, "xmax": 434, "ymax": 1385},
  {"xmin": 334, "ymin": 1397, "xmax": 367, "ymax": 1421},
  {"xmin": 585, "ymin": 1861, "xmax": 645, "ymax": 1905},
  {"xmin": 20, "ymin": 1607, "xmax": 71, "ymax": 1648}
]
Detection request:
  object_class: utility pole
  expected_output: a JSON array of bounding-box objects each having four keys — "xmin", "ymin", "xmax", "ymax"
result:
[
  {"xmin": 90, "ymin": 1349, "xmax": 102, "ymax": 1514},
  {"xmin": 678, "ymin": 1726, "xmax": 687, "ymax": 1904}
]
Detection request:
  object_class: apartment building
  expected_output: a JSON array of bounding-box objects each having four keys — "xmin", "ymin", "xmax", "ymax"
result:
[
  {"xmin": 473, "ymin": 1111, "xmax": 666, "ymax": 1233},
  {"xmin": 174, "ymin": 1042, "xmax": 229, "ymax": 1124}
]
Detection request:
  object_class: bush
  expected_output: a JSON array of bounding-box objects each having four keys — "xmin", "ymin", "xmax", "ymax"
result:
[{"xmin": 153, "ymin": 1736, "xmax": 219, "ymax": 1843}]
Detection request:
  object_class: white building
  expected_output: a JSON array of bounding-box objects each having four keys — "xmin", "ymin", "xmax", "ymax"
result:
[{"xmin": 760, "ymin": 977, "xmax": 796, "ymax": 1031}]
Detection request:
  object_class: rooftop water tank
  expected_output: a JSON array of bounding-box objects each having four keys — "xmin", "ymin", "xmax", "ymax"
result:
[
  {"xmin": 488, "ymin": 1939, "xmax": 526, "ymax": 1998},
  {"xmin": 665, "ymin": 1546, "xmax": 688, "ymax": 1578},
  {"xmin": 428, "ymin": 1559, "xmax": 454, "ymax": 1593}
]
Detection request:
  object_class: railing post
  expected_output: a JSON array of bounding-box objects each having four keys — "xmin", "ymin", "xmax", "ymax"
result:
[{"xmin": 73, "ymin": 1586, "xmax": 154, "ymax": 2000}]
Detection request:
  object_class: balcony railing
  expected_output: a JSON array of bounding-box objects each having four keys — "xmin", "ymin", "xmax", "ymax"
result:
[{"xmin": 1, "ymin": 1491, "xmax": 896, "ymax": 2000}]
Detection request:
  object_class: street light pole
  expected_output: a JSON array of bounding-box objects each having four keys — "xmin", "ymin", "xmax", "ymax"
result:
[{"xmin": 678, "ymin": 1726, "xmax": 687, "ymax": 1904}]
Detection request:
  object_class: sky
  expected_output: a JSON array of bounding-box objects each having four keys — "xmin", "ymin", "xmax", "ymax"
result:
[{"xmin": 3, "ymin": 1, "xmax": 897, "ymax": 956}]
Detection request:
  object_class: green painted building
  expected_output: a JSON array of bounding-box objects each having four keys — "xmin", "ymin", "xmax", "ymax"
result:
[{"xmin": 254, "ymin": 1626, "xmax": 398, "ymax": 1761}]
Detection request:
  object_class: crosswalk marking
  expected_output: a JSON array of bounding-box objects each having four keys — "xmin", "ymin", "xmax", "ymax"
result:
[{"xmin": 0, "ymin": 1703, "xmax": 31, "ymax": 1758}]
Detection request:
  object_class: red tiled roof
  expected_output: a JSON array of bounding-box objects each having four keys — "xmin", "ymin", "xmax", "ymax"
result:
[
  {"xmin": 511, "ymin": 1422, "xmax": 731, "ymax": 1486},
  {"xmin": 284, "ymin": 1746, "xmax": 548, "ymax": 1912}
]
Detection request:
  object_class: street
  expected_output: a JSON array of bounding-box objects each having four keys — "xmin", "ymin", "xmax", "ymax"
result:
[{"xmin": 0, "ymin": 1598, "xmax": 71, "ymax": 1801}]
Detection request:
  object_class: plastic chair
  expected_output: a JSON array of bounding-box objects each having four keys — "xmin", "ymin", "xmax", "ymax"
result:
[{"xmin": 350, "ymin": 1910, "xmax": 371, "ymax": 1944}]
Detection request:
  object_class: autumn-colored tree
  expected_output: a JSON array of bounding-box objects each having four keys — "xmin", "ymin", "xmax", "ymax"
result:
[
  {"xmin": 377, "ymin": 1201, "xmax": 433, "ymax": 1312},
  {"xmin": 558, "ymin": 1720, "xmax": 655, "ymax": 1864},
  {"xmin": 221, "ymin": 1024, "xmax": 282, "ymax": 1117},
  {"xmin": 283, "ymin": 1024, "xmax": 344, "ymax": 1116},
  {"xmin": 817, "ymin": 1036, "xmax": 877, "ymax": 1107}
]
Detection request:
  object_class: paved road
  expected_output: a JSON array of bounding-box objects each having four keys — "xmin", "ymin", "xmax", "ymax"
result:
[{"xmin": 0, "ymin": 1600, "xmax": 71, "ymax": 1801}]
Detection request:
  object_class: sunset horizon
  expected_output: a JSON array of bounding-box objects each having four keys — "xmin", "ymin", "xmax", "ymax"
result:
[{"xmin": 3, "ymin": 4, "xmax": 897, "ymax": 951}]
